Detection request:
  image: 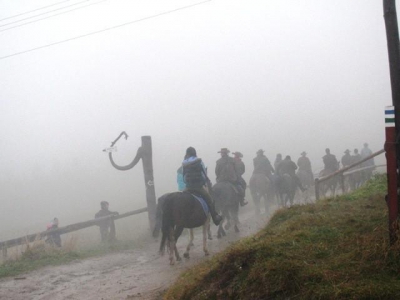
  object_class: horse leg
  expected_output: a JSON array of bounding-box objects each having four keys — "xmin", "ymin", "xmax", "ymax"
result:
[
  {"xmin": 168, "ymin": 227, "xmax": 176, "ymax": 265},
  {"xmin": 207, "ymin": 215, "xmax": 213, "ymax": 240},
  {"xmin": 184, "ymin": 229, "xmax": 194, "ymax": 259},
  {"xmin": 203, "ymin": 218, "xmax": 210, "ymax": 256},
  {"xmin": 173, "ymin": 226, "xmax": 184, "ymax": 262}
]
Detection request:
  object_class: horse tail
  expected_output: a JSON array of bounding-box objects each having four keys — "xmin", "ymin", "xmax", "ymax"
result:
[{"xmin": 159, "ymin": 193, "xmax": 174, "ymax": 255}]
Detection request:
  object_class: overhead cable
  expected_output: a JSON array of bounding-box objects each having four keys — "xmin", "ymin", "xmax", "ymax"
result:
[
  {"xmin": 0, "ymin": 0, "xmax": 91, "ymax": 28},
  {"xmin": 0, "ymin": 0, "xmax": 212, "ymax": 61},
  {"xmin": 0, "ymin": 0, "xmax": 109, "ymax": 33},
  {"xmin": 0, "ymin": 0, "xmax": 71, "ymax": 22}
]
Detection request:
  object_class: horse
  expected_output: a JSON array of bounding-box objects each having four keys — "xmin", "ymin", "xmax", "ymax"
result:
[
  {"xmin": 318, "ymin": 169, "xmax": 338, "ymax": 197},
  {"xmin": 212, "ymin": 181, "xmax": 240, "ymax": 239},
  {"xmin": 158, "ymin": 192, "xmax": 210, "ymax": 265},
  {"xmin": 277, "ymin": 173, "xmax": 296, "ymax": 207},
  {"xmin": 153, "ymin": 193, "xmax": 212, "ymax": 241},
  {"xmin": 249, "ymin": 173, "xmax": 273, "ymax": 215},
  {"xmin": 297, "ymin": 169, "xmax": 314, "ymax": 189}
]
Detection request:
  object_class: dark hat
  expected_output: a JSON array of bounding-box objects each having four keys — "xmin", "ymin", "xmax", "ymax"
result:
[
  {"xmin": 100, "ymin": 201, "xmax": 109, "ymax": 208},
  {"xmin": 344, "ymin": 149, "xmax": 350, "ymax": 154},
  {"xmin": 256, "ymin": 149, "xmax": 264, "ymax": 154},
  {"xmin": 301, "ymin": 151, "xmax": 307, "ymax": 155},
  {"xmin": 218, "ymin": 148, "xmax": 230, "ymax": 153},
  {"xmin": 232, "ymin": 151, "xmax": 243, "ymax": 158},
  {"xmin": 285, "ymin": 155, "xmax": 291, "ymax": 160}
]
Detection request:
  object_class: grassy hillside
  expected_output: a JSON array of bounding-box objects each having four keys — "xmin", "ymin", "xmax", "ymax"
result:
[{"xmin": 164, "ymin": 174, "xmax": 400, "ymax": 299}]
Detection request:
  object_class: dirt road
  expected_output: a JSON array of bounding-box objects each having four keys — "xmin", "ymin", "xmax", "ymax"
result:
[{"xmin": 0, "ymin": 211, "xmax": 270, "ymax": 300}]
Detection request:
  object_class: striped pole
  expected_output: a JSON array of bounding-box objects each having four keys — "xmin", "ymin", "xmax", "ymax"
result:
[{"xmin": 385, "ymin": 106, "xmax": 398, "ymax": 244}]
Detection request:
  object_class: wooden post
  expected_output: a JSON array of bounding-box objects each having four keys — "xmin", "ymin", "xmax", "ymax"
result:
[
  {"xmin": 141, "ymin": 136, "xmax": 157, "ymax": 232},
  {"xmin": 385, "ymin": 106, "xmax": 398, "ymax": 244},
  {"xmin": 315, "ymin": 178, "xmax": 320, "ymax": 201}
]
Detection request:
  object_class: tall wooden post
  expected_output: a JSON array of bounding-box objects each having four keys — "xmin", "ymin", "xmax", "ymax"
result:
[
  {"xmin": 383, "ymin": 0, "xmax": 400, "ymax": 244},
  {"xmin": 141, "ymin": 136, "xmax": 157, "ymax": 232},
  {"xmin": 385, "ymin": 107, "xmax": 398, "ymax": 244}
]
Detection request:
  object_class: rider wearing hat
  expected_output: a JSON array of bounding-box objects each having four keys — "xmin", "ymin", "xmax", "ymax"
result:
[
  {"xmin": 277, "ymin": 155, "xmax": 307, "ymax": 192},
  {"xmin": 215, "ymin": 148, "xmax": 247, "ymax": 206},
  {"xmin": 182, "ymin": 147, "xmax": 222, "ymax": 226},
  {"xmin": 297, "ymin": 151, "xmax": 313, "ymax": 181},
  {"xmin": 233, "ymin": 151, "xmax": 248, "ymax": 206},
  {"xmin": 253, "ymin": 149, "xmax": 274, "ymax": 178},
  {"xmin": 341, "ymin": 149, "xmax": 352, "ymax": 168}
]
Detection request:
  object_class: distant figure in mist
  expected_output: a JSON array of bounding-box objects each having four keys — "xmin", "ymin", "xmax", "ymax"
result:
[
  {"xmin": 361, "ymin": 143, "xmax": 375, "ymax": 181},
  {"xmin": 322, "ymin": 148, "xmax": 339, "ymax": 172},
  {"xmin": 45, "ymin": 218, "xmax": 62, "ymax": 247},
  {"xmin": 276, "ymin": 155, "xmax": 306, "ymax": 192},
  {"xmin": 232, "ymin": 151, "xmax": 248, "ymax": 206},
  {"xmin": 361, "ymin": 143, "xmax": 375, "ymax": 167},
  {"xmin": 253, "ymin": 149, "xmax": 274, "ymax": 179},
  {"xmin": 341, "ymin": 149, "xmax": 352, "ymax": 168},
  {"xmin": 95, "ymin": 201, "xmax": 119, "ymax": 242},
  {"xmin": 274, "ymin": 153, "xmax": 282, "ymax": 171},
  {"xmin": 297, "ymin": 151, "xmax": 314, "ymax": 186},
  {"xmin": 352, "ymin": 148, "xmax": 362, "ymax": 164},
  {"xmin": 215, "ymin": 148, "xmax": 247, "ymax": 206}
]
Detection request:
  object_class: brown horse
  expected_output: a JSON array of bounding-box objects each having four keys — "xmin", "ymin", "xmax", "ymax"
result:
[{"xmin": 159, "ymin": 192, "xmax": 210, "ymax": 265}]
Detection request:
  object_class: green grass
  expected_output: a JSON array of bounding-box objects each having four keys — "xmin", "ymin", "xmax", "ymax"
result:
[{"xmin": 164, "ymin": 174, "xmax": 400, "ymax": 300}]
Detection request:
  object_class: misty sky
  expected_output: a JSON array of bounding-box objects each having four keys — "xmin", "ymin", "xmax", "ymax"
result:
[{"xmin": 0, "ymin": 0, "xmax": 392, "ymax": 239}]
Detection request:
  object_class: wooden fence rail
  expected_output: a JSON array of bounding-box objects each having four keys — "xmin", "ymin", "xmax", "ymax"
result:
[
  {"xmin": 0, "ymin": 207, "xmax": 148, "ymax": 260},
  {"xmin": 315, "ymin": 149, "xmax": 385, "ymax": 200}
]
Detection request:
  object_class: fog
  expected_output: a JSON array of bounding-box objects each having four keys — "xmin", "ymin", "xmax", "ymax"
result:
[{"xmin": 0, "ymin": 0, "xmax": 391, "ymax": 240}]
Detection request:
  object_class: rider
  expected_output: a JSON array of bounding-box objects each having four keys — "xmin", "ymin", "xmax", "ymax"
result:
[
  {"xmin": 253, "ymin": 149, "xmax": 275, "ymax": 179},
  {"xmin": 341, "ymin": 149, "xmax": 352, "ymax": 168},
  {"xmin": 276, "ymin": 155, "xmax": 306, "ymax": 192},
  {"xmin": 323, "ymin": 148, "xmax": 339, "ymax": 172},
  {"xmin": 232, "ymin": 151, "xmax": 248, "ymax": 206},
  {"xmin": 182, "ymin": 147, "xmax": 222, "ymax": 226},
  {"xmin": 274, "ymin": 153, "xmax": 283, "ymax": 171},
  {"xmin": 215, "ymin": 148, "xmax": 247, "ymax": 206},
  {"xmin": 297, "ymin": 151, "xmax": 313, "ymax": 181}
]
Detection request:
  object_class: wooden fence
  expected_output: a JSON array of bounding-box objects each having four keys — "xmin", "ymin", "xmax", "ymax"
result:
[
  {"xmin": 0, "ymin": 207, "xmax": 148, "ymax": 260},
  {"xmin": 315, "ymin": 149, "xmax": 385, "ymax": 200}
]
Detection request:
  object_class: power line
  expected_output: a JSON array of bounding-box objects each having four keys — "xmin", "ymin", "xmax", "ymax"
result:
[
  {"xmin": 0, "ymin": 0, "xmax": 211, "ymax": 61},
  {"xmin": 0, "ymin": 0, "xmax": 91, "ymax": 28},
  {"xmin": 0, "ymin": 0, "xmax": 109, "ymax": 33},
  {"xmin": 0, "ymin": 0, "xmax": 71, "ymax": 22}
]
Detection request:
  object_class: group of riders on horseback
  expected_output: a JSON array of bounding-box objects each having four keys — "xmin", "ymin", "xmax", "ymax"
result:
[
  {"xmin": 176, "ymin": 143, "xmax": 375, "ymax": 224},
  {"xmin": 176, "ymin": 146, "xmax": 313, "ymax": 227},
  {"xmin": 157, "ymin": 144, "xmax": 375, "ymax": 264}
]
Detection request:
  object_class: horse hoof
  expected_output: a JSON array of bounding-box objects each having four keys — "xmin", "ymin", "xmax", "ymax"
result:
[
  {"xmin": 204, "ymin": 251, "xmax": 210, "ymax": 256},
  {"xmin": 177, "ymin": 257, "xmax": 182, "ymax": 262},
  {"xmin": 183, "ymin": 253, "xmax": 190, "ymax": 259},
  {"xmin": 208, "ymin": 236, "xmax": 213, "ymax": 240},
  {"xmin": 217, "ymin": 234, "xmax": 222, "ymax": 239},
  {"xmin": 189, "ymin": 242, "xmax": 194, "ymax": 247},
  {"xmin": 234, "ymin": 226, "xmax": 240, "ymax": 233},
  {"xmin": 170, "ymin": 260, "xmax": 175, "ymax": 266}
]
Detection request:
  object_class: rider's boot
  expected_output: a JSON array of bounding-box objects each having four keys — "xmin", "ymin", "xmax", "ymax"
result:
[
  {"xmin": 239, "ymin": 197, "xmax": 248, "ymax": 206},
  {"xmin": 204, "ymin": 196, "xmax": 222, "ymax": 226}
]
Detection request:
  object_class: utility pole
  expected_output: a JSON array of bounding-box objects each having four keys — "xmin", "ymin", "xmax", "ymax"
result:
[{"xmin": 383, "ymin": 0, "xmax": 400, "ymax": 244}]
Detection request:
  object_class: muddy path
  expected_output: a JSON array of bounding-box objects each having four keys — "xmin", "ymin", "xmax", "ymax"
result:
[{"xmin": 0, "ymin": 210, "xmax": 271, "ymax": 300}]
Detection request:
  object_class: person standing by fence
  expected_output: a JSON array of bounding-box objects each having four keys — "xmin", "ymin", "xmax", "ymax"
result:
[{"xmin": 95, "ymin": 201, "xmax": 119, "ymax": 242}]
